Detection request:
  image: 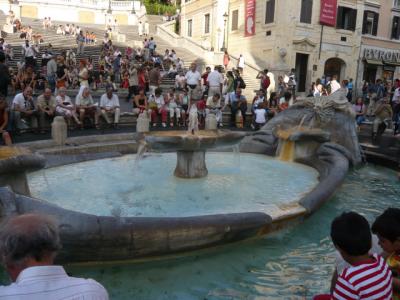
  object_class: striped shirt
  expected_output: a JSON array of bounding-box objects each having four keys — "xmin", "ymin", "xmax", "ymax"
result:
[
  {"xmin": 0, "ymin": 265, "xmax": 108, "ymax": 299},
  {"xmin": 333, "ymin": 254, "xmax": 392, "ymax": 300}
]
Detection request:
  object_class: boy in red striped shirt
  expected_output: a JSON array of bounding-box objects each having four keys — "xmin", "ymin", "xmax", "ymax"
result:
[{"xmin": 315, "ymin": 212, "xmax": 393, "ymax": 300}]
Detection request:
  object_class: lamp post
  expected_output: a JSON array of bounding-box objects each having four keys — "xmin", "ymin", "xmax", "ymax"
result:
[
  {"xmin": 221, "ymin": 12, "xmax": 228, "ymax": 52},
  {"xmin": 107, "ymin": 0, "xmax": 112, "ymax": 15},
  {"xmin": 131, "ymin": 1, "xmax": 135, "ymax": 14}
]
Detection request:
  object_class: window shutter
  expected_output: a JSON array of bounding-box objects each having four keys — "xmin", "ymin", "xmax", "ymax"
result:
[
  {"xmin": 392, "ymin": 17, "xmax": 399, "ymax": 39},
  {"xmin": 362, "ymin": 10, "xmax": 368, "ymax": 34},
  {"xmin": 265, "ymin": 0, "xmax": 275, "ymax": 24},
  {"xmin": 232, "ymin": 10, "xmax": 238, "ymax": 30},
  {"xmin": 348, "ymin": 9, "xmax": 357, "ymax": 31},
  {"xmin": 372, "ymin": 13, "xmax": 379, "ymax": 36},
  {"xmin": 397, "ymin": 16, "xmax": 400, "ymax": 39},
  {"xmin": 336, "ymin": 7, "xmax": 343, "ymax": 29},
  {"xmin": 300, "ymin": 0, "xmax": 313, "ymax": 24}
]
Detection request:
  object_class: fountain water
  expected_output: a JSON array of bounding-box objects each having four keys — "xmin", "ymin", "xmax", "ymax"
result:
[{"xmin": 144, "ymin": 130, "xmax": 246, "ymax": 179}]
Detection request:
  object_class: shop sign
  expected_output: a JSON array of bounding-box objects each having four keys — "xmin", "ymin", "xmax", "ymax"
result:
[
  {"xmin": 363, "ymin": 48, "xmax": 400, "ymax": 63},
  {"xmin": 245, "ymin": 0, "xmax": 256, "ymax": 37},
  {"xmin": 320, "ymin": 0, "xmax": 337, "ymax": 26}
]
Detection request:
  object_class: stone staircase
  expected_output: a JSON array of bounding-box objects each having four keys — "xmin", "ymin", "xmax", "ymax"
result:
[{"xmin": 1, "ymin": 13, "xmax": 256, "ymax": 131}]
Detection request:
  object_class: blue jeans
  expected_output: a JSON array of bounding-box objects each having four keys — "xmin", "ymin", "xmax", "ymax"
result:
[{"xmin": 356, "ymin": 115, "xmax": 365, "ymax": 125}]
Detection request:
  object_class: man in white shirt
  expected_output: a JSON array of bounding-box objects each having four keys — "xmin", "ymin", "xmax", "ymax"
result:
[
  {"xmin": 11, "ymin": 86, "xmax": 38, "ymax": 131},
  {"xmin": 185, "ymin": 63, "xmax": 201, "ymax": 100},
  {"xmin": 206, "ymin": 93, "xmax": 223, "ymax": 127},
  {"xmin": 0, "ymin": 213, "xmax": 109, "ymax": 300},
  {"xmin": 329, "ymin": 75, "xmax": 341, "ymax": 94},
  {"xmin": 207, "ymin": 66, "xmax": 224, "ymax": 98},
  {"xmin": 22, "ymin": 40, "xmax": 36, "ymax": 69},
  {"xmin": 100, "ymin": 85, "xmax": 120, "ymax": 128}
]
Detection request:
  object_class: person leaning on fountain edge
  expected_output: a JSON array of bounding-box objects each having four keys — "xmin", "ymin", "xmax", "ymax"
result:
[{"xmin": 0, "ymin": 213, "xmax": 109, "ymax": 299}]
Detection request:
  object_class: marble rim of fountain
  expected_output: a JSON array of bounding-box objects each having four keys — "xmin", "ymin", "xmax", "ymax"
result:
[
  {"xmin": 0, "ymin": 133, "xmax": 349, "ymax": 263},
  {"xmin": 144, "ymin": 130, "xmax": 247, "ymax": 151}
]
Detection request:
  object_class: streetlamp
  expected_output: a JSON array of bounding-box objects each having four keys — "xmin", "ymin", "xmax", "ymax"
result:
[
  {"xmin": 221, "ymin": 12, "xmax": 228, "ymax": 52},
  {"xmin": 107, "ymin": 0, "xmax": 112, "ymax": 15},
  {"xmin": 131, "ymin": 1, "xmax": 135, "ymax": 14}
]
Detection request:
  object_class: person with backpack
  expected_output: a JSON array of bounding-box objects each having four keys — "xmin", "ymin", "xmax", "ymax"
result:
[
  {"xmin": 233, "ymin": 70, "xmax": 246, "ymax": 90},
  {"xmin": 256, "ymin": 69, "xmax": 270, "ymax": 94}
]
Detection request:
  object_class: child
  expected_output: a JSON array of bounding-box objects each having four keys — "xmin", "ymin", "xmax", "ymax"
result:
[
  {"xmin": 372, "ymin": 208, "xmax": 400, "ymax": 300},
  {"xmin": 253, "ymin": 102, "xmax": 268, "ymax": 130},
  {"xmin": 196, "ymin": 94, "xmax": 206, "ymax": 128},
  {"xmin": 314, "ymin": 212, "xmax": 392, "ymax": 300}
]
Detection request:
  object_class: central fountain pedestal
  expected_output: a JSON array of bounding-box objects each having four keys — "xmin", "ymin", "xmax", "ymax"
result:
[
  {"xmin": 175, "ymin": 150, "xmax": 207, "ymax": 178},
  {"xmin": 144, "ymin": 130, "xmax": 246, "ymax": 178}
]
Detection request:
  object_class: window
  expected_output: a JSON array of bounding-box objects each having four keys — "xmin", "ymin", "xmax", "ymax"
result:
[
  {"xmin": 300, "ymin": 0, "xmax": 313, "ymax": 24},
  {"xmin": 187, "ymin": 19, "xmax": 192, "ymax": 37},
  {"xmin": 265, "ymin": 0, "xmax": 275, "ymax": 24},
  {"xmin": 336, "ymin": 6, "xmax": 357, "ymax": 31},
  {"xmin": 391, "ymin": 16, "xmax": 400, "ymax": 39},
  {"xmin": 362, "ymin": 11, "xmax": 379, "ymax": 35},
  {"xmin": 204, "ymin": 13, "xmax": 210, "ymax": 34},
  {"xmin": 395, "ymin": 0, "xmax": 400, "ymax": 8},
  {"xmin": 231, "ymin": 10, "xmax": 238, "ymax": 30}
]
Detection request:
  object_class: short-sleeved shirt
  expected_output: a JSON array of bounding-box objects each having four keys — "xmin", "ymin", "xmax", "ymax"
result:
[
  {"xmin": 206, "ymin": 96, "xmax": 221, "ymax": 109},
  {"xmin": 207, "ymin": 71, "xmax": 223, "ymax": 87},
  {"xmin": 12, "ymin": 93, "xmax": 35, "ymax": 110},
  {"xmin": 254, "ymin": 108, "xmax": 266, "ymax": 124},
  {"xmin": 333, "ymin": 254, "xmax": 392, "ymax": 300},
  {"xmin": 229, "ymin": 92, "xmax": 246, "ymax": 106},
  {"xmin": 75, "ymin": 94, "xmax": 94, "ymax": 107},
  {"xmin": 185, "ymin": 70, "xmax": 201, "ymax": 85},
  {"xmin": 0, "ymin": 265, "xmax": 109, "ymax": 300},
  {"xmin": 100, "ymin": 93, "xmax": 120, "ymax": 109},
  {"xmin": 37, "ymin": 95, "xmax": 56, "ymax": 111},
  {"xmin": 149, "ymin": 68, "xmax": 160, "ymax": 86}
]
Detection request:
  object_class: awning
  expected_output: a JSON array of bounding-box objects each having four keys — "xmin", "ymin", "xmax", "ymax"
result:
[
  {"xmin": 364, "ymin": 59, "xmax": 383, "ymax": 65},
  {"xmin": 383, "ymin": 60, "xmax": 400, "ymax": 66}
]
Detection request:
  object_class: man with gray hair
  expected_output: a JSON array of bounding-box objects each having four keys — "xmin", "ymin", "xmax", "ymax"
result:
[{"xmin": 0, "ymin": 213, "xmax": 108, "ymax": 299}]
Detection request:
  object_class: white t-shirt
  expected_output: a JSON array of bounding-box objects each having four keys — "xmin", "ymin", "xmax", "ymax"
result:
[
  {"xmin": 12, "ymin": 93, "xmax": 35, "ymax": 110},
  {"xmin": 185, "ymin": 70, "xmax": 201, "ymax": 85},
  {"xmin": 254, "ymin": 108, "xmax": 266, "ymax": 124},
  {"xmin": 207, "ymin": 70, "xmax": 223, "ymax": 87},
  {"xmin": 330, "ymin": 80, "xmax": 341, "ymax": 94},
  {"xmin": 393, "ymin": 87, "xmax": 400, "ymax": 103},
  {"xmin": 206, "ymin": 96, "xmax": 221, "ymax": 108},
  {"xmin": 0, "ymin": 265, "xmax": 108, "ymax": 300},
  {"xmin": 238, "ymin": 56, "xmax": 245, "ymax": 68},
  {"xmin": 100, "ymin": 93, "xmax": 120, "ymax": 109}
]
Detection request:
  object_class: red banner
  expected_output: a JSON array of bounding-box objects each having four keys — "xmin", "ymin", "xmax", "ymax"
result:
[
  {"xmin": 320, "ymin": 0, "xmax": 338, "ymax": 26},
  {"xmin": 245, "ymin": 0, "xmax": 256, "ymax": 36}
]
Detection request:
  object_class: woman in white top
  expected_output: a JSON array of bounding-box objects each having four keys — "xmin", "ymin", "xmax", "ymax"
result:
[
  {"xmin": 167, "ymin": 88, "xmax": 180, "ymax": 127},
  {"xmin": 55, "ymin": 87, "xmax": 81, "ymax": 127}
]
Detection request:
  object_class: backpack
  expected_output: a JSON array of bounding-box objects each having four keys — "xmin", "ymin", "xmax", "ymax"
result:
[
  {"xmin": 262, "ymin": 75, "xmax": 270, "ymax": 90},
  {"xmin": 239, "ymin": 77, "xmax": 246, "ymax": 89}
]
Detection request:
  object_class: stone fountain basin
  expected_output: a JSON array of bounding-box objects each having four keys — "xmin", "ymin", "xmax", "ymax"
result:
[
  {"xmin": 0, "ymin": 133, "xmax": 349, "ymax": 264},
  {"xmin": 144, "ymin": 130, "xmax": 247, "ymax": 151}
]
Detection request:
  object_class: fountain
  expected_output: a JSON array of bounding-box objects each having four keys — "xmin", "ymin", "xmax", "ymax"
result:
[
  {"xmin": 144, "ymin": 130, "xmax": 246, "ymax": 178},
  {"xmin": 0, "ymin": 88, "xmax": 361, "ymax": 264}
]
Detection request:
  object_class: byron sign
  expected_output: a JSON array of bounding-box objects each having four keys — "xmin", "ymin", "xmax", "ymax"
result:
[
  {"xmin": 363, "ymin": 48, "xmax": 400, "ymax": 63},
  {"xmin": 245, "ymin": 0, "xmax": 256, "ymax": 37},
  {"xmin": 320, "ymin": 0, "xmax": 337, "ymax": 26}
]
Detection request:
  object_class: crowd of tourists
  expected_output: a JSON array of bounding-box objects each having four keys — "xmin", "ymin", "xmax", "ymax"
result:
[{"xmin": 0, "ymin": 12, "xmax": 398, "ymax": 147}]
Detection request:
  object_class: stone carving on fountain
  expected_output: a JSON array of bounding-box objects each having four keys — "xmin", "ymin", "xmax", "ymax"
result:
[{"xmin": 241, "ymin": 88, "xmax": 362, "ymax": 165}]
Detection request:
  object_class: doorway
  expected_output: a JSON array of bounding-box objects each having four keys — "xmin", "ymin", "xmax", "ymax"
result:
[
  {"xmin": 295, "ymin": 53, "xmax": 309, "ymax": 93},
  {"xmin": 324, "ymin": 58, "xmax": 346, "ymax": 81}
]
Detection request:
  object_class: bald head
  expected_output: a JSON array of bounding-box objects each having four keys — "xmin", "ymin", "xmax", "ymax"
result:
[{"xmin": 0, "ymin": 214, "xmax": 61, "ymax": 269}]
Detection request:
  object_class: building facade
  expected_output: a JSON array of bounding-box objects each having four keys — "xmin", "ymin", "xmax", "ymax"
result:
[
  {"xmin": 358, "ymin": 0, "xmax": 400, "ymax": 87},
  {"xmin": 180, "ymin": 0, "xmax": 366, "ymax": 93}
]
